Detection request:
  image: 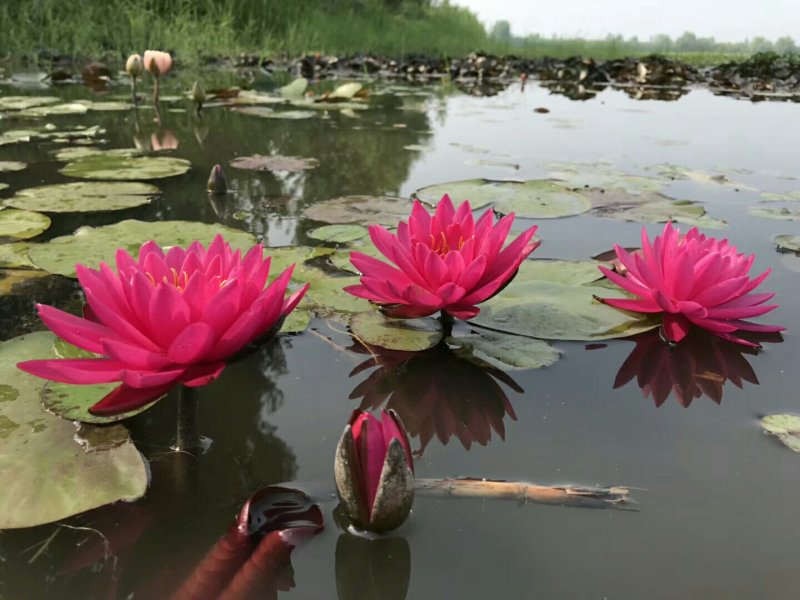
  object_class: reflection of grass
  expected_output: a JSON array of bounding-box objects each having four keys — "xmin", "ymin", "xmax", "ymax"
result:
[{"xmin": 0, "ymin": 0, "xmax": 749, "ymax": 66}]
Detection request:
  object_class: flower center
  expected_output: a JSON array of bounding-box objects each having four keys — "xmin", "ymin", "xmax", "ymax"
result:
[{"xmin": 429, "ymin": 231, "xmax": 468, "ymax": 256}]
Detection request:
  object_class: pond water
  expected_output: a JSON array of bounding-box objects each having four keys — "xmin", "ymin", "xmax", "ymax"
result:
[{"xmin": 1, "ymin": 75, "xmax": 800, "ymax": 599}]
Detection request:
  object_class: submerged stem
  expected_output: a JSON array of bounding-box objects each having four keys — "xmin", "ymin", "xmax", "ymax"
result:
[
  {"xmin": 131, "ymin": 76, "xmax": 137, "ymax": 106},
  {"xmin": 174, "ymin": 385, "xmax": 200, "ymax": 453},
  {"xmin": 439, "ymin": 310, "xmax": 455, "ymax": 337}
]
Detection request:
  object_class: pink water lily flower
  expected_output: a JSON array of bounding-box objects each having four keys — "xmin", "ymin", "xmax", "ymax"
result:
[
  {"xmin": 597, "ymin": 222, "xmax": 783, "ymax": 347},
  {"xmin": 344, "ymin": 195, "xmax": 539, "ymax": 319},
  {"xmin": 17, "ymin": 236, "xmax": 308, "ymax": 415},
  {"xmin": 143, "ymin": 50, "xmax": 172, "ymax": 76}
]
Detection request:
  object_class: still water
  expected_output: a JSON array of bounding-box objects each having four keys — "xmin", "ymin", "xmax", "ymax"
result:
[{"xmin": 1, "ymin": 75, "xmax": 800, "ymax": 599}]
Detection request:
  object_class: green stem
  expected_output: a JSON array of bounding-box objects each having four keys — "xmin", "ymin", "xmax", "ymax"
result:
[{"xmin": 131, "ymin": 76, "xmax": 137, "ymax": 106}]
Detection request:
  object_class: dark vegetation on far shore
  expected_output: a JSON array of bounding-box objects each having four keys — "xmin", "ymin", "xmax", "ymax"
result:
[{"xmin": 1, "ymin": 0, "xmax": 799, "ymax": 68}]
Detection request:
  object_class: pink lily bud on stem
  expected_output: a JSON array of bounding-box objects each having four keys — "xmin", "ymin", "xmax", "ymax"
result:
[{"xmin": 334, "ymin": 409, "xmax": 414, "ymax": 533}]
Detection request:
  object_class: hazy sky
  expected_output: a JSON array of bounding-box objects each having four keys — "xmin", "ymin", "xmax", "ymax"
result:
[{"xmin": 451, "ymin": 0, "xmax": 797, "ymax": 41}]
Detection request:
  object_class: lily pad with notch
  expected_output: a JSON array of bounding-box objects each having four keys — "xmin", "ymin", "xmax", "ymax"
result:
[
  {"xmin": 27, "ymin": 219, "xmax": 256, "ymax": 277},
  {"xmin": 0, "ymin": 331, "xmax": 148, "ymax": 529},
  {"xmin": 447, "ymin": 329, "xmax": 561, "ymax": 371},
  {"xmin": 4, "ymin": 181, "xmax": 159, "ymax": 213}
]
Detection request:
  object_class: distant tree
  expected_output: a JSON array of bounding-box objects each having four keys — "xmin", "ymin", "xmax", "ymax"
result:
[
  {"xmin": 651, "ymin": 34, "xmax": 673, "ymax": 52},
  {"xmin": 490, "ymin": 20, "xmax": 512, "ymax": 42},
  {"xmin": 775, "ymin": 36, "xmax": 797, "ymax": 54}
]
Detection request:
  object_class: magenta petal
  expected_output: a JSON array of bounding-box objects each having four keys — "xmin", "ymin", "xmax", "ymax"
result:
[
  {"xmin": 36, "ymin": 304, "xmax": 113, "ymax": 355},
  {"xmin": 17, "ymin": 358, "xmax": 124, "ymax": 384},
  {"xmin": 662, "ymin": 313, "xmax": 691, "ymax": 343},
  {"xmin": 89, "ymin": 383, "xmax": 171, "ymax": 416},
  {"xmin": 167, "ymin": 322, "xmax": 217, "ymax": 364}
]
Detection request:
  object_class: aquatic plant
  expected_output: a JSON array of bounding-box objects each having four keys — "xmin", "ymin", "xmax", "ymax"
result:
[
  {"xmin": 334, "ymin": 409, "xmax": 414, "ymax": 533},
  {"xmin": 17, "ymin": 235, "xmax": 308, "ymax": 415},
  {"xmin": 344, "ymin": 194, "xmax": 539, "ymax": 321},
  {"xmin": 125, "ymin": 53, "xmax": 143, "ymax": 104},
  {"xmin": 143, "ymin": 49, "xmax": 172, "ymax": 104},
  {"xmin": 597, "ymin": 222, "xmax": 783, "ymax": 347}
]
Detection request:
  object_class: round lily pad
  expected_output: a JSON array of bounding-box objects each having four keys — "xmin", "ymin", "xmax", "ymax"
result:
[
  {"xmin": 0, "ymin": 332, "xmax": 147, "ymax": 528},
  {"xmin": 299, "ymin": 268, "xmax": 371, "ymax": 319},
  {"xmin": 53, "ymin": 147, "xmax": 140, "ymax": 162},
  {"xmin": 776, "ymin": 235, "xmax": 800, "ymax": 254},
  {"xmin": 27, "ymin": 219, "xmax": 257, "ymax": 277},
  {"xmin": 302, "ymin": 195, "xmax": 411, "ymax": 226},
  {"xmin": 60, "ymin": 155, "xmax": 191, "ymax": 180},
  {"xmin": 0, "ymin": 96, "xmax": 59, "ymax": 111},
  {"xmin": 350, "ymin": 311, "xmax": 443, "ymax": 351},
  {"xmin": 17, "ymin": 102, "xmax": 89, "ymax": 118},
  {"xmin": 0, "ymin": 184, "xmax": 8, "ymax": 193},
  {"xmin": 279, "ymin": 77, "xmax": 309, "ymax": 97},
  {"xmin": 748, "ymin": 207, "xmax": 800, "ymax": 221},
  {"xmin": 4, "ymin": 181, "xmax": 159, "ymax": 213},
  {"xmin": 760, "ymin": 191, "xmax": 800, "ymax": 202},
  {"xmin": 230, "ymin": 154, "xmax": 319, "ymax": 172},
  {"xmin": 0, "ymin": 242, "xmax": 35, "ymax": 268},
  {"xmin": 0, "ymin": 208, "xmax": 51, "ymax": 240},
  {"xmin": 590, "ymin": 190, "xmax": 727, "ymax": 229},
  {"xmin": 0, "ymin": 161, "xmax": 26, "ymax": 173},
  {"xmin": 280, "ymin": 308, "xmax": 312, "ymax": 334},
  {"xmin": 447, "ymin": 330, "xmax": 561, "ymax": 371},
  {"xmin": 414, "ymin": 179, "xmax": 592, "ymax": 218},
  {"xmin": 308, "ymin": 224, "xmax": 369, "ymax": 243},
  {"xmin": 234, "ymin": 106, "xmax": 315, "ymax": 120},
  {"xmin": 517, "ymin": 259, "xmax": 604, "ymax": 285}
]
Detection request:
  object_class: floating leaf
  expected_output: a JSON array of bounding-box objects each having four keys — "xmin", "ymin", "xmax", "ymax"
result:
[
  {"xmin": 0, "ymin": 161, "xmax": 26, "ymax": 173},
  {"xmin": 447, "ymin": 329, "xmax": 561, "ymax": 371},
  {"xmin": 302, "ymin": 195, "xmax": 411, "ymax": 226},
  {"xmin": 76, "ymin": 100, "xmax": 132, "ymax": 111},
  {"xmin": 308, "ymin": 224, "xmax": 369, "ymax": 243},
  {"xmin": 350, "ymin": 311, "xmax": 443, "ymax": 351},
  {"xmin": 775, "ymin": 235, "xmax": 800, "ymax": 254},
  {"xmin": 323, "ymin": 82, "xmax": 363, "ymax": 102},
  {"xmin": 53, "ymin": 147, "xmax": 140, "ymax": 162},
  {"xmin": 60, "ymin": 155, "xmax": 190, "ymax": 180},
  {"xmin": 517, "ymin": 259, "xmax": 603, "ymax": 285},
  {"xmin": 0, "ymin": 96, "xmax": 59, "ymax": 111},
  {"xmin": 27, "ymin": 219, "xmax": 256, "ymax": 277},
  {"xmin": 0, "ymin": 269, "xmax": 49, "ymax": 295},
  {"xmin": 470, "ymin": 280, "xmax": 659, "ymax": 341},
  {"xmin": 230, "ymin": 154, "xmax": 318, "ymax": 172},
  {"xmin": 761, "ymin": 414, "xmax": 800, "ymax": 452},
  {"xmin": 0, "ymin": 242, "xmax": 35, "ymax": 268},
  {"xmin": 0, "ymin": 208, "xmax": 51, "ymax": 240},
  {"xmin": 414, "ymin": 179, "xmax": 591, "ymax": 218},
  {"xmin": 760, "ymin": 191, "xmax": 800, "ymax": 202},
  {"xmin": 650, "ymin": 165, "xmax": 757, "ymax": 191},
  {"xmin": 586, "ymin": 188, "xmax": 727, "ymax": 228},
  {"xmin": 0, "ymin": 332, "xmax": 148, "ymax": 528},
  {"xmin": 280, "ymin": 308, "xmax": 312, "ymax": 334},
  {"xmin": 232, "ymin": 106, "xmax": 315, "ymax": 120},
  {"xmin": 4, "ymin": 181, "xmax": 159, "ymax": 213},
  {"xmin": 748, "ymin": 207, "xmax": 800, "ymax": 220},
  {"xmin": 0, "ymin": 129, "xmax": 39, "ymax": 146},
  {"xmin": 17, "ymin": 102, "xmax": 89, "ymax": 117},
  {"xmin": 279, "ymin": 77, "xmax": 309, "ymax": 97},
  {"xmin": 545, "ymin": 163, "xmax": 664, "ymax": 194},
  {"xmin": 0, "ymin": 183, "xmax": 7, "ymax": 193}
]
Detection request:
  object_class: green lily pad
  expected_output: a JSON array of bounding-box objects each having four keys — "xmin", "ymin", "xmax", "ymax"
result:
[
  {"xmin": 447, "ymin": 330, "xmax": 561, "ymax": 371},
  {"xmin": 280, "ymin": 77, "xmax": 309, "ymax": 97},
  {"xmin": 4, "ymin": 181, "xmax": 159, "ymax": 213},
  {"xmin": 60, "ymin": 155, "xmax": 191, "ymax": 180},
  {"xmin": 324, "ymin": 82, "xmax": 363, "ymax": 101},
  {"xmin": 76, "ymin": 100, "xmax": 132, "ymax": 111},
  {"xmin": 303, "ymin": 195, "xmax": 411, "ymax": 226},
  {"xmin": 589, "ymin": 189, "xmax": 727, "ymax": 228},
  {"xmin": 0, "ymin": 161, "xmax": 26, "ymax": 173},
  {"xmin": 27, "ymin": 219, "xmax": 256, "ymax": 277},
  {"xmin": 414, "ymin": 179, "xmax": 591, "ymax": 218},
  {"xmin": 233, "ymin": 106, "xmax": 315, "ymax": 120},
  {"xmin": 0, "ymin": 184, "xmax": 7, "ymax": 193},
  {"xmin": 299, "ymin": 268, "xmax": 371, "ymax": 319},
  {"xmin": 0, "ymin": 96, "xmax": 59, "ymax": 111},
  {"xmin": 518, "ymin": 259, "xmax": 604, "ymax": 285},
  {"xmin": 470, "ymin": 280, "xmax": 659, "ymax": 341},
  {"xmin": 0, "ymin": 242, "xmax": 35, "ymax": 268},
  {"xmin": 17, "ymin": 102, "xmax": 89, "ymax": 118},
  {"xmin": 760, "ymin": 191, "xmax": 800, "ymax": 202},
  {"xmin": 329, "ymin": 243, "xmax": 385, "ymax": 274},
  {"xmin": 749, "ymin": 207, "xmax": 800, "ymax": 220},
  {"xmin": 0, "ymin": 332, "xmax": 148, "ymax": 529},
  {"xmin": 280, "ymin": 308, "xmax": 312, "ymax": 334},
  {"xmin": 0, "ymin": 129, "xmax": 39, "ymax": 146},
  {"xmin": 308, "ymin": 224, "xmax": 369, "ymax": 244},
  {"xmin": 761, "ymin": 414, "xmax": 800, "ymax": 452},
  {"xmin": 53, "ymin": 146, "xmax": 139, "ymax": 162},
  {"xmin": 651, "ymin": 165, "xmax": 757, "ymax": 191},
  {"xmin": 290, "ymin": 99, "xmax": 368, "ymax": 111},
  {"xmin": 349, "ymin": 311, "xmax": 443, "ymax": 351},
  {"xmin": 493, "ymin": 180, "xmax": 592, "ymax": 218},
  {"xmin": 545, "ymin": 163, "xmax": 664, "ymax": 194},
  {"xmin": 0, "ymin": 208, "xmax": 51, "ymax": 240},
  {"xmin": 775, "ymin": 235, "xmax": 800, "ymax": 254}
]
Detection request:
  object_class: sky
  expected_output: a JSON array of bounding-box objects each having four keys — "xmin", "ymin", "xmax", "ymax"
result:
[{"xmin": 450, "ymin": 0, "xmax": 798, "ymax": 42}]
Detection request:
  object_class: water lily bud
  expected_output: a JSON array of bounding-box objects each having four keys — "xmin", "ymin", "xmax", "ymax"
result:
[
  {"xmin": 143, "ymin": 50, "xmax": 172, "ymax": 77},
  {"xmin": 207, "ymin": 164, "xmax": 228, "ymax": 194},
  {"xmin": 191, "ymin": 81, "xmax": 206, "ymax": 105},
  {"xmin": 126, "ymin": 54, "xmax": 143, "ymax": 78},
  {"xmin": 334, "ymin": 409, "xmax": 414, "ymax": 533}
]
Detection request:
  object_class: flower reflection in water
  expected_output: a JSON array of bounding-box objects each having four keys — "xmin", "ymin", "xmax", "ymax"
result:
[
  {"xmin": 612, "ymin": 328, "xmax": 782, "ymax": 407},
  {"xmin": 348, "ymin": 342, "xmax": 522, "ymax": 454}
]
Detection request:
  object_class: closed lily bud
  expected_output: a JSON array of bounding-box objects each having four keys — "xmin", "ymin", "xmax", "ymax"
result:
[
  {"xmin": 207, "ymin": 164, "xmax": 228, "ymax": 194},
  {"xmin": 126, "ymin": 54, "xmax": 143, "ymax": 78},
  {"xmin": 191, "ymin": 81, "xmax": 206, "ymax": 105},
  {"xmin": 334, "ymin": 409, "xmax": 414, "ymax": 533},
  {"xmin": 143, "ymin": 50, "xmax": 172, "ymax": 77}
]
